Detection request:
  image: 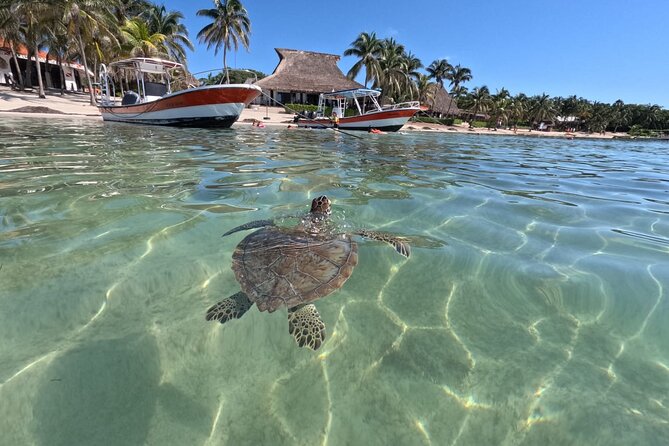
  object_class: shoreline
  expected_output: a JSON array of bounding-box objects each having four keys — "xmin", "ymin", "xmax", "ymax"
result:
[{"xmin": 0, "ymin": 87, "xmax": 631, "ymax": 140}]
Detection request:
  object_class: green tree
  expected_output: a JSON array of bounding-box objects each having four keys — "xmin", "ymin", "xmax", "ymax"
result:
[
  {"xmin": 13, "ymin": 1, "xmax": 50, "ymax": 97},
  {"xmin": 448, "ymin": 64, "xmax": 472, "ymax": 91},
  {"xmin": 462, "ymin": 85, "xmax": 492, "ymax": 124},
  {"xmin": 147, "ymin": 5, "xmax": 193, "ymax": 64},
  {"xmin": 426, "ymin": 58, "xmax": 452, "ymax": 90},
  {"xmin": 415, "ymin": 73, "xmax": 435, "ymax": 106},
  {"xmin": 529, "ymin": 93, "xmax": 555, "ymax": 129},
  {"xmin": 508, "ymin": 93, "xmax": 527, "ymax": 131},
  {"xmin": 426, "ymin": 58, "xmax": 452, "ymax": 110},
  {"xmin": 491, "ymin": 88, "xmax": 510, "ymax": 128},
  {"xmin": 0, "ymin": 5, "xmax": 25, "ymax": 87},
  {"xmin": 121, "ymin": 17, "xmax": 166, "ymax": 58},
  {"xmin": 60, "ymin": 0, "xmax": 119, "ymax": 105},
  {"xmin": 343, "ymin": 31, "xmax": 382, "ymax": 88},
  {"xmin": 611, "ymin": 99, "xmax": 630, "ymax": 132},
  {"xmin": 196, "ymin": 0, "xmax": 251, "ymax": 84},
  {"xmin": 445, "ymin": 64, "xmax": 471, "ymax": 117}
]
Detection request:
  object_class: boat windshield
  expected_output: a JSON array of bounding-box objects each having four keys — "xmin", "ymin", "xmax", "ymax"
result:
[
  {"xmin": 108, "ymin": 58, "xmax": 184, "ymax": 74},
  {"xmin": 320, "ymin": 88, "xmax": 381, "ymax": 100},
  {"xmin": 99, "ymin": 58, "xmax": 186, "ymax": 106}
]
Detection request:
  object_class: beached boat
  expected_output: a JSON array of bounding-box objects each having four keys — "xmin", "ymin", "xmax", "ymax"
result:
[
  {"xmin": 97, "ymin": 58, "xmax": 261, "ymax": 127},
  {"xmin": 296, "ymin": 88, "xmax": 422, "ymax": 132}
]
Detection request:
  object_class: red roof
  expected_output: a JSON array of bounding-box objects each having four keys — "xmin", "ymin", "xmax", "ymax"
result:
[{"xmin": 0, "ymin": 38, "xmax": 84, "ymax": 70}]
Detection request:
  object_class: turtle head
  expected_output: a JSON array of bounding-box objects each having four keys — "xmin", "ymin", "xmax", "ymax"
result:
[{"xmin": 310, "ymin": 196, "xmax": 331, "ymax": 215}]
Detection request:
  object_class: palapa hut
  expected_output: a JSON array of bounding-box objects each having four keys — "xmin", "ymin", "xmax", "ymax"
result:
[
  {"xmin": 254, "ymin": 48, "xmax": 363, "ymax": 106},
  {"xmin": 427, "ymin": 85, "xmax": 461, "ymax": 117}
]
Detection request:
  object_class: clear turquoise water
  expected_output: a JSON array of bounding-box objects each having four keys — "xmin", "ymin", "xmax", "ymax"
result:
[{"xmin": 1, "ymin": 117, "xmax": 668, "ymax": 445}]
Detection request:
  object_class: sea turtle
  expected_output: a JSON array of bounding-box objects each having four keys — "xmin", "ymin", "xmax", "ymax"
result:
[{"xmin": 206, "ymin": 196, "xmax": 410, "ymax": 350}]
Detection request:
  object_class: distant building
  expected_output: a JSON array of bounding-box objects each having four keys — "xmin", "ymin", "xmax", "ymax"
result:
[
  {"xmin": 426, "ymin": 85, "xmax": 461, "ymax": 117},
  {"xmin": 254, "ymin": 48, "xmax": 363, "ymax": 105},
  {"xmin": 0, "ymin": 39, "xmax": 89, "ymax": 91}
]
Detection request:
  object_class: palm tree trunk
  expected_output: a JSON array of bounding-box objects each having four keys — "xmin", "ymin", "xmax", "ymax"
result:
[
  {"xmin": 58, "ymin": 55, "xmax": 65, "ymax": 95},
  {"xmin": 9, "ymin": 43, "xmax": 24, "ymax": 88},
  {"xmin": 76, "ymin": 28, "xmax": 96, "ymax": 105},
  {"xmin": 25, "ymin": 47, "xmax": 33, "ymax": 89},
  {"xmin": 34, "ymin": 45, "xmax": 46, "ymax": 98},
  {"xmin": 44, "ymin": 52, "xmax": 52, "ymax": 89},
  {"xmin": 223, "ymin": 45, "xmax": 229, "ymax": 84}
]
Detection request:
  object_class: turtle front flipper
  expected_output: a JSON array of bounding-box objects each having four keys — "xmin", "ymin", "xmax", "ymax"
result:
[
  {"xmin": 356, "ymin": 230, "xmax": 411, "ymax": 258},
  {"xmin": 222, "ymin": 219, "xmax": 275, "ymax": 237},
  {"xmin": 206, "ymin": 291, "xmax": 253, "ymax": 323},
  {"xmin": 288, "ymin": 304, "xmax": 326, "ymax": 350}
]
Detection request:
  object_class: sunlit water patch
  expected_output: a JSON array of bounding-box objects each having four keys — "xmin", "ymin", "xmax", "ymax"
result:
[{"xmin": 0, "ymin": 117, "xmax": 668, "ymax": 445}]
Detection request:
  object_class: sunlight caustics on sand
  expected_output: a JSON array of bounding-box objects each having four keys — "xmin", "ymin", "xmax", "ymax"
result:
[{"xmin": 0, "ymin": 117, "xmax": 668, "ymax": 445}]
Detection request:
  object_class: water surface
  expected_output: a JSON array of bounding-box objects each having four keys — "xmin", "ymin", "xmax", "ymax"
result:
[{"xmin": 1, "ymin": 118, "xmax": 668, "ymax": 445}]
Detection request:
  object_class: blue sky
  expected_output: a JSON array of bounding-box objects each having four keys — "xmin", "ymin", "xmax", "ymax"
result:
[{"xmin": 166, "ymin": 0, "xmax": 669, "ymax": 107}]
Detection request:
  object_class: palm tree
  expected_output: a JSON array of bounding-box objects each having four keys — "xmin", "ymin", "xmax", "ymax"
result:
[
  {"xmin": 147, "ymin": 5, "xmax": 193, "ymax": 64},
  {"xmin": 450, "ymin": 84, "xmax": 468, "ymax": 109},
  {"xmin": 415, "ymin": 73, "xmax": 435, "ymax": 106},
  {"xmin": 13, "ymin": 1, "xmax": 50, "ymax": 98},
  {"xmin": 375, "ymin": 42, "xmax": 405, "ymax": 102},
  {"xmin": 343, "ymin": 31, "xmax": 382, "ymax": 88},
  {"xmin": 60, "ymin": 0, "xmax": 119, "ymax": 105},
  {"xmin": 448, "ymin": 64, "xmax": 472, "ymax": 91},
  {"xmin": 426, "ymin": 58, "xmax": 452, "ymax": 110},
  {"xmin": 611, "ymin": 99, "xmax": 629, "ymax": 132},
  {"xmin": 44, "ymin": 18, "xmax": 73, "ymax": 95},
  {"xmin": 121, "ymin": 18, "xmax": 166, "ymax": 58},
  {"xmin": 373, "ymin": 38, "xmax": 417, "ymax": 102},
  {"xmin": 113, "ymin": 0, "xmax": 153, "ymax": 22},
  {"xmin": 491, "ymin": 88, "xmax": 511, "ymax": 129},
  {"xmin": 529, "ymin": 93, "xmax": 556, "ymax": 130},
  {"xmin": 0, "ymin": 6, "xmax": 25, "ymax": 88},
  {"xmin": 445, "ymin": 64, "xmax": 472, "ymax": 118},
  {"xmin": 463, "ymin": 85, "xmax": 492, "ymax": 125},
  {"xmin": 643, "ymin": 104, "xmax": 662, "ymax": 129},
  {"xmin": 196, "ymin": 0, "xmax": 251, "ymax": 84},
  {"xmin": 508, "ymin": 93, "xmax": 527, "ymax": 132},
  {"xmin": 426, "ymin": 58, "xmax": 452, "ymax": 90}
]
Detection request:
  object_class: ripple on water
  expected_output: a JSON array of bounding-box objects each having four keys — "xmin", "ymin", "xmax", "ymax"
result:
[{"xmin": 1, "ymin": 119, "xmax": 669, "ymax": 445}]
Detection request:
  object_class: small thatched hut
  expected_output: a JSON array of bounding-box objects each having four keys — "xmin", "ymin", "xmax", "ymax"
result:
[
  {"xmin": 254, "ymin": 48, "xmax": 363, "ymax": 105},
  {"xmin": 427, "ymin": 85, "xmax": 461, "ymax": 117}
]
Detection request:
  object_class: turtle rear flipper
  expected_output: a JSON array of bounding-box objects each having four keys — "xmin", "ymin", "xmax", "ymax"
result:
[
  {"xmin": 288, "ymin": 304, "xmax": 326, "ymax": 350},
  {"xmin": 356, "ymin": 230, "xmax": 411, "ymax": 258},
  {"xmin": 222, "ymin": 219, "xmax": 275, "ymax": 237},
  {"xmin": 206, "ymin": 291, "xmax": 253, "ymax": 323}
]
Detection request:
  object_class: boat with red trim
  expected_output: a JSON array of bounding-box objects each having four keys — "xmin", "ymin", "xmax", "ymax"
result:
[
  {"xmin": 296, "ymin": 88, "xmax": 422, "ymax": 132},
  {"xmin": 96, "ymin": 58, "xmax": 261, "ymax": 127}
]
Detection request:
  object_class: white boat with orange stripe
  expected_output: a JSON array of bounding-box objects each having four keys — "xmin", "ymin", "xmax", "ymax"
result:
[
  {"xmin": 97, "ymin": 58, "xmax": 261, "ymax": 127},
  {"xmin": 296, "ymin": 88, "xmax": 423, "ymax": 132}
]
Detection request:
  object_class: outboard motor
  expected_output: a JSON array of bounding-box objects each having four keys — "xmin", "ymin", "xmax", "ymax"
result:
[{"xmin": 121, "ymin": 91, "xmax": 140, "ymax": 105}]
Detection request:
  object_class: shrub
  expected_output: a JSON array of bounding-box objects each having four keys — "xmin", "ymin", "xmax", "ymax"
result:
[
  {"xmin": 285, "ymin": 103, "xmax": 318, "ymax": 114},
  {"xmin": 628, "ymin": 125, "xmax": 658, "ymax": 137},
  {"xmin": 410, "ymin": 116, "xmax": 460, "ymax": 125}
]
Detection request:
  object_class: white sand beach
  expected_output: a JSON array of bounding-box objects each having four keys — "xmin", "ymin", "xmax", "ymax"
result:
[{"xmin": 0, "ymin": 86, "xmax": 628, "ymax": 139}]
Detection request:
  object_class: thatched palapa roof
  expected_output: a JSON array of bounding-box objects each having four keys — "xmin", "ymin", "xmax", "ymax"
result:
[
  {"xmin": 428, "ymin": 85, "xmax": 461, "ymax": 116},
  {"xmin": 254, "ymin": 48, "xmax": 363, "ymax": 94}
]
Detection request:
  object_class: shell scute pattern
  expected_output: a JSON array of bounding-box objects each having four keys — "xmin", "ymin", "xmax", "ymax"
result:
[{"xmin": 232, "ymin": 227, "xmax": 359, "ymax": 312}]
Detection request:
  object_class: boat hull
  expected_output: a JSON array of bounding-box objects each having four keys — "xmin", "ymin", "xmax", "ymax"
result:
[
  {"xmin": 297, "ymin": 108, "xmax": 419, "ymax": 132},
  {"xmin": 98, "ymin": 84, "xmax": 261, "ymax": 128}
]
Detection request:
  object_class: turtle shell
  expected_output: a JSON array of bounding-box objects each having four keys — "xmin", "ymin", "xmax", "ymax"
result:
[{"xmin": 231, "ymin": 226, "xmax": 358, "ymax": 312}]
